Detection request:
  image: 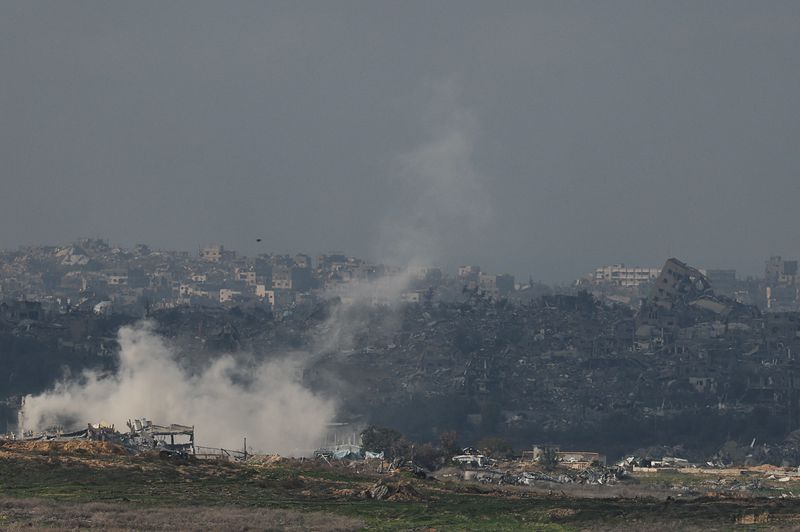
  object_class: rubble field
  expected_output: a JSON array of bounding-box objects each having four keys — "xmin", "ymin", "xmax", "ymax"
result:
[
  {"xmin": 3, "ymin": 444, "xmax": 800, "ymax": 530},
  {"xmin": 11, "ymin": 257, "xmax": 800, "ymax": 462}
]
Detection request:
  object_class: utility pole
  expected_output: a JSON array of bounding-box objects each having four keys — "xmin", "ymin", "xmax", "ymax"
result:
[{"xmin": 243, "ymin": 437, "xmax": 247, "ymax": 460}]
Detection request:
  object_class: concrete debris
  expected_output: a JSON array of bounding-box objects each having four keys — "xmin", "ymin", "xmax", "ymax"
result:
[
  {"xmin": 314, "ymin": 444, "xmax": 363, "ymax": 461},
  {"xmin": 10, "ymin": 418, "xmax": 195, "ymax": 458},
  {"xmin": 452, "ymin": 447, "xmax": 492, "ymax": 468},
  {"xmin": 126, "ymin": 418, "xmax": 194, "ymax": 457},
  {"xmin": 451, "ymin": 459, "xmax": 630, "ymax": 487},
  {"xmin": 366, "ymin": 480, "xmax": 424, "ymax": 501}
]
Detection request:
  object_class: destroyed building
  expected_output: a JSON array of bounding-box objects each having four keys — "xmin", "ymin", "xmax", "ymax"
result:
[
  {"xmin": 6, "ymin": 418, "xmax": 195, "ymax": 457},
  {"xmin": 7, "ymin": 243, "xmax": 800, "ymax": 462},
  {"xmin": 126, "ymin": 419, "xmax": 195, "ymax": 455}
]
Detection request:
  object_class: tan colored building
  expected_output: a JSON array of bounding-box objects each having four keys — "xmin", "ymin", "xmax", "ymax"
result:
[
  {"xmin": 235, "ymin": 268, "xmax": 257, "ymax": 286},
  {"xmin": 219, "ymin": 288, "xmax": 241, "ymax": 303},
  {"xmin": 200, "ymin": 245, "xmax": 223, "ymax": 262},
  {"xmin": 594, "ymin": 265, "xmax": 660, "ymax": 287}
]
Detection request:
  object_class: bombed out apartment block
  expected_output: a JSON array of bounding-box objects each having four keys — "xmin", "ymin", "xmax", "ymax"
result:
[{"xmin": 765, "ymin": 256, "xmax": 799, "ymax": 310}]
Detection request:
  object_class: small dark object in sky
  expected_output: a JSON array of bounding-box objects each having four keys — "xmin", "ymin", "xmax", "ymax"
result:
[{"xmin": 256, "ymin": 238, "xmax": 262, "ymax": 242}]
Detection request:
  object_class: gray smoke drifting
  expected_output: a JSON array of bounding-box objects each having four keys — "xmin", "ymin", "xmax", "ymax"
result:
[
  {"xmin": 19, "ymin": 322, "xmax": 334, "ymax": 455},
  {"xmin": 376, "ymin": 86, "xmax": 493, "ymax": 269},
  {"xmin": 310, "ymin": 93, "xmax": 494, "ymax": 354},
  {"xmin": 312, "ymin": 270, "xmax": 413, "ymax": 355}
]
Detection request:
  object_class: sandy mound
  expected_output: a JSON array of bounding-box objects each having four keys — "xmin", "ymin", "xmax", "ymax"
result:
[{"xmin": 0, "ymin": 440, "xmax": 128, "ymax": 456}]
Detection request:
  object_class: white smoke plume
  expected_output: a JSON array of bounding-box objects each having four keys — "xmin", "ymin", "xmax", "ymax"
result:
[
  {"xmin": 377, "ymin": 85, "xmax": 493, "ymax": 269},
  {"xmin": 312, "ymin": 91, "xmax": 493, "ymax": 353},
  {"xmin": 19, "ymin": 322, "xmax": 334, "ymax": 455},
  {"xmin": 312, "ymin": 269, "xmax": 414, "ymax": 355}
]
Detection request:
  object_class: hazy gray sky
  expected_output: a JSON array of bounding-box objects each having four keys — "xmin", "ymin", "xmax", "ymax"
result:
[{"xmin": 2, "ymin": 1, "xmax": 799, "ymax": 282}]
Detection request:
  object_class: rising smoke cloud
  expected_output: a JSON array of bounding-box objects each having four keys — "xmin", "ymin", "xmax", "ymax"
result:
[
  {"xmin": 317, "ymin": 92, "xmax": 492, "ymax": 348},
  {"xmin": 19, "ymin": 87, "xmax": 491, "ymax": 454},
  {"xmin": 19, "ymin": 322, "xmax": 334, "ymax": 455},
  {"xmin": 376, "ymin": 85, "xmax": 493, "ymax": 269}
]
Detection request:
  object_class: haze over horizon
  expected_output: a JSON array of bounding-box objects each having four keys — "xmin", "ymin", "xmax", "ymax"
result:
[{"xmin": 3, "ymin": 1, "xmax": 799, "ymax": 282}]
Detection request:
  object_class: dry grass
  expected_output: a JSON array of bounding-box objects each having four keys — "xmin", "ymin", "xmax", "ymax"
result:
[{"xmin": 0, "ymin": 497, "xmax": 364, "ymax": 531}]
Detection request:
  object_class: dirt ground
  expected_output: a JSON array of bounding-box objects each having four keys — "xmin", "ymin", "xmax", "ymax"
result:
[
  {"xmin": 4, "ymin": 440, "xmax": 800, "ymax": 530},
  {"xmin": 0, "ymin": 497, "xmax": 363, "ymax": 531}
]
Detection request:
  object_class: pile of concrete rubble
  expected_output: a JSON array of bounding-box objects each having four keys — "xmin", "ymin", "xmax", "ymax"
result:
[{"xmin": 464, "ymin": 465, "xmax": 629, "ymax": 486}]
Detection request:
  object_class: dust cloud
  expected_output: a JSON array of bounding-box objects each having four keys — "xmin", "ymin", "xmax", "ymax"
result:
[{"xmin": 19, "ymin": 322, "xmax": 335, "ymax": 455}]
